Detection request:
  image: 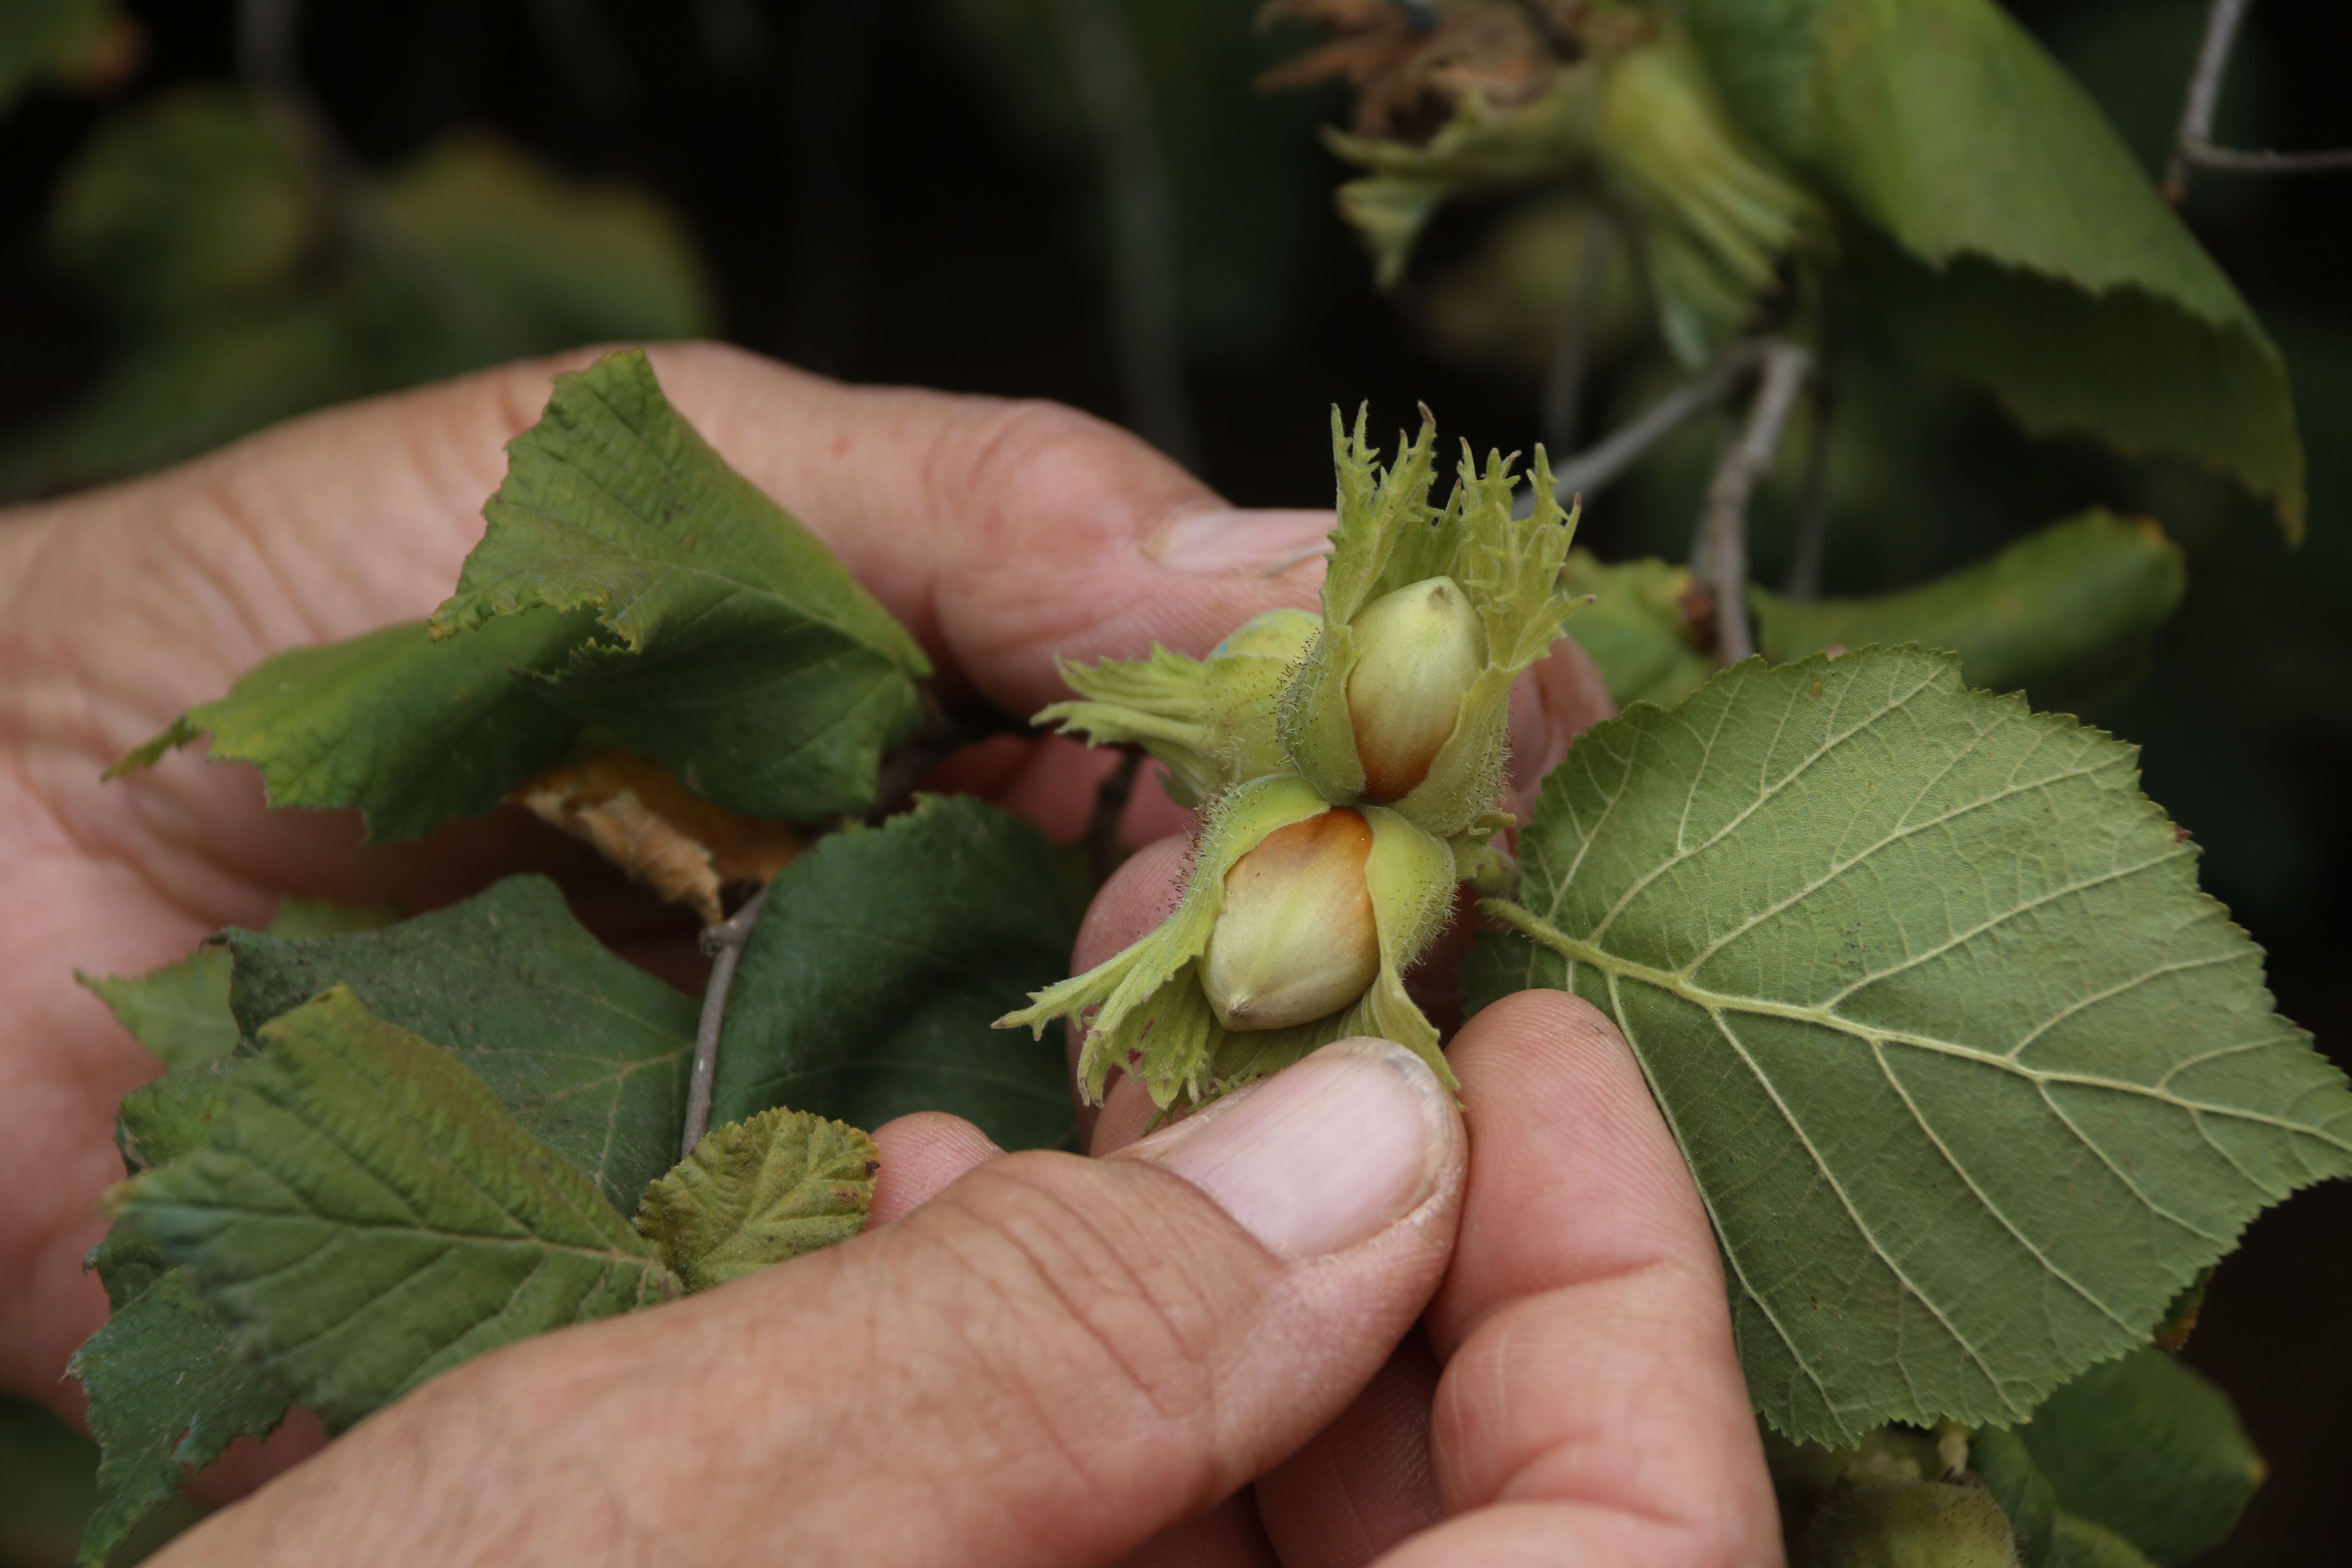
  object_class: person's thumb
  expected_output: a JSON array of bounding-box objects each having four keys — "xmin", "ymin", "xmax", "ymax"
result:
[{"xmin": 155, "ymin": 1037, "xmax": 1464, "ymax": 1568}]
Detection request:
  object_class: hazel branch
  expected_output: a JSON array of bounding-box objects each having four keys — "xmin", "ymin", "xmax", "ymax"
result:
[
  {"xmin": 681, "ymin": 884, "xmax": 772, "ymax": 1156},
  {"xmin": 2164, "ymin": 0, "xmax": 2352, "ymax": 203},
  {"xmin": 1529, "ymin": 337, "xmax": 1771, "ymax": 515},
  {"xmin": 1693, "ymin": 341, "xmax": 1810, "ymax": 666}
]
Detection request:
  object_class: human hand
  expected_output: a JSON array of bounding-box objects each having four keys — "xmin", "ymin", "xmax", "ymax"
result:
[{"xmin": 0, "ymin": 342, "xmax": 1774, "ymax": 1562}]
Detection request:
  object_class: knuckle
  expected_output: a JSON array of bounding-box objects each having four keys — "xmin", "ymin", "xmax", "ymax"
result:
[{"xmin": 904, "ymin": 1153, "xmax": 1242, "ymax": 1480}]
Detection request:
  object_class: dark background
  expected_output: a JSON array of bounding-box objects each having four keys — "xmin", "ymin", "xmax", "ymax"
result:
[{"xmin": 1, "ymin": 2, "xmax": 2344, "ymax": 1562}]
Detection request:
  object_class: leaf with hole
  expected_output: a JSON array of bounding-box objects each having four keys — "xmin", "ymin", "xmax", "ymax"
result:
[{"xmin": 1466, "ymin": 646, "xmax": 2352, "ymax": 1443}]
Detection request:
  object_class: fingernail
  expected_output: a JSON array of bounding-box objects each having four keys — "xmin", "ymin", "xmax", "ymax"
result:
[
  {"xmin": 1124, "ymin": 1038, "xmax": 1456, "ymax": 1257},
  {"xmin": 1146, "ymin": 508, "xmax": 1335, "ymax": 576}
]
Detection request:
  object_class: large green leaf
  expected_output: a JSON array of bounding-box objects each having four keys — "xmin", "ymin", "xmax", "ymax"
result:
[
  {"xmin": 429, "ymin": 349, "xmax": 932, "ymax": 821},
  {"xmin": 713, "ymin": 796, "xmax": 1079, "ymax": 1150},
  {"xmin": 1681, "ymin": 0, "xmax": 2304, "ymax": 533},
  {"xmin": 1466, "ymin": 647, "xmax": 2352, "ymax": 1443},
  {"xmin": 225, "ymin": 875, "xmax": 696, "ymax": 1213},
  {"xmin": 68, "ymin": 1271, "xmax": 287, "ymax": 1568},
  {"xmin": 636, "ymin": 1107, "xmax": 876, "ymax": 1292},
  {"xmin": 118, "ymin": 987, "xmax": 679, "ymax": 1431},
  {"xmin": 1752, "ymin": 512, "xmax": 2186, "ymax": 711},
  {"xmin": 2016, "ymin": 1349, "xmax": 2261, "ymax": 1566}
]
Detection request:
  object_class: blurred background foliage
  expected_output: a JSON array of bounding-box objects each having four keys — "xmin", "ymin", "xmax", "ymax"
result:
[{"xmin": 1, "ymin": 1, "xmax": 2344, "ymax": 1562}]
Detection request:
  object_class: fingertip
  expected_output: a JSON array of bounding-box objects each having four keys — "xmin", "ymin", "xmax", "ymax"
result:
[
  {"xmin": 1074, "ymin": 834, "xmax": 1193, "ymax": 971},
  {"xmin": 869, "ymin": 1112, "xmax": 1003, "ymax": 1225}
]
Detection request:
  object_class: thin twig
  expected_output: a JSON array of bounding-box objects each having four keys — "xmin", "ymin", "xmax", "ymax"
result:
[
  {"xmin": 1085, "ymin": 747, "xmax": 1145, "ymax": 889},
  {"xmin": 682, "ymin": 885, "xmax": 772, "ymax": 1156},
  {"xmin": 1541, "ymin": 212, "xmax": 1616, "ymax": 462},
  {"xmin": 1783, "ymin": 276, "xmax": 1847, "ymax": 600},
  {"xmin": 1522, "ymin": 338, "xmax": 1770, "ymax": 516},
  {"xmin": 1055, "ymin": 0, "xmax": 1199, "ymax": 469},
  {"xmin": 2165, "ymin": 0, "xmax": 2352, "ymax": 202},
  {"xmin": 1692, "ymin": 342, "xmax": 1810, "ymax": 665}
]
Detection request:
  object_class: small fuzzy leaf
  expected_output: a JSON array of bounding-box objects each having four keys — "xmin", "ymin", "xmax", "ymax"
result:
[
  {"xmin": 225, "ymin": 875, "xmax": 696, "ymax": 1213},
  {"xmin": 1752, "ymin": 513, "xmax": 2186, "ymax": 711},
  {"xmin": 717, "ymin": 796, "xmax": 1077, "ymax": 1150},
  {"xmin": 2016, "ymin": 1349, "xmax": 2262, "ymax": 1566},
  {"xmin": 636, "ymin": 1108, "xmax": 876, "ymax": 1292},
  {"xmin": 69, "ymin": 1270, "xmax": 288, "ymax": 1568},
  {"xmin": 428, "ymin": 348, "xmax": 930, "ymax": 821},
  {"xmin": 117, "ymin": 987, "xmax": 679, "ymax": 1431},
  {"xmin": 1468, "ymin": 647, "xmax": 2352, "ymax": 1444}
]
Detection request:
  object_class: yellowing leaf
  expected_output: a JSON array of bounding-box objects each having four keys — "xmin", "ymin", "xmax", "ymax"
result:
[{"xmin": 514, "ymin": 748, "xmax": 802, "ymax": 923}]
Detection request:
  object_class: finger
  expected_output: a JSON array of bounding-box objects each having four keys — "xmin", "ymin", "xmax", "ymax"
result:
[
  {"xmin": 1505, "ymin": 633, "xmax": 1615, "ymax": 822},
  {"xmin": 1254, "ymin": 1331, "xmax": 1444, "ymax": 1568},
  {"xmin": 869, "ymin": 1112, "xmax": 1002, "ymax": 1226},
  {"xmin": 1111, "ymin": 1494, "xmax": 1278, "ymax": 1568},
  {"xmin": 1070, "ymin": 834, "xmax": 1194, "ymax": 1151},
  {"xmin": 160, "ymin": 1036, "xmax": 1466, "ymax": 1568},
  {"xmin": 1389, "ymin": 990, "xmax": 1778, "ymax": 1566}
]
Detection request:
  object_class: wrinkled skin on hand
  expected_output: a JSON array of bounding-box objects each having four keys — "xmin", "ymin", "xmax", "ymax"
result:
[{"xmin": 0, "ymin": 344, "xmax": 1774, "ymax": 1564}]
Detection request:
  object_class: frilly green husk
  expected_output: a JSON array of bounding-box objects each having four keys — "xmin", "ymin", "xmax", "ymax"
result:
[
  {"xmin": 997, "ymin": 774, "xmax": 1457, "ymax": 1108},
  {"xmin": 998, "ymin": 407, "xmax": 1578, "ymax": 1112}
]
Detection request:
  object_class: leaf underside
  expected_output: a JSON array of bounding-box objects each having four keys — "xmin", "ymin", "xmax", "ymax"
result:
[
  {"xmin": 119, "ymin": 987, "xmax": 679, "ymax": 1432},
  {"xmin": 224, "ymin": 875, "xmax": 697, "ymax": 1214},
  {"xmin": 713, "ymin": 796, "xmax": 1079, "ymax": 1151},
  {"xmin": 1464, "ymin": 646, "xmax": 2352, "ymax": 1444}
]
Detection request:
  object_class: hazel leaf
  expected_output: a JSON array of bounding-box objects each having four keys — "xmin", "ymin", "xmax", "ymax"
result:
[
  {"xmin": 224, "ymin": 875, "xmax": 696, "ymax": 1214},
  {"xmin": 68, "ymin": 1269, "xmax": 289, "ymax": 1568},
  {"xmin": 77, "ymin": 896, "xmax": 402, "ymax": 1071},
  {"xmin": 428, "ymin": 347, "xmax": 930, "ymax": 822},
  {"xmin": 1681, "ymin": 0, "xmax": 2304, "ymax": 534},
  {"xmin": 1468, "ymin": 646, "xmax": 2352, "ymax": 1444},
  {"xmin": 636, "ymin": 1107, "xmax": 876, "ymax": 1292},
  {"xmin": 106, "ymin": 609, "xmax": 594, "ymax": 843},
  {"xmin": 1752, "ymin": 511, "xmax": 2186, "ymax": 712},
  {"xmin": 715, "ymin": 796, "xmax": 1078, "ymax": 1150},
  {"xmin": 117, "ymin": 987, "xmax": 679, "ymax": 1431},
  {"xmin": 2016, "ymin": 1349, "xmax": 2262, "ymax": 1567}
]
